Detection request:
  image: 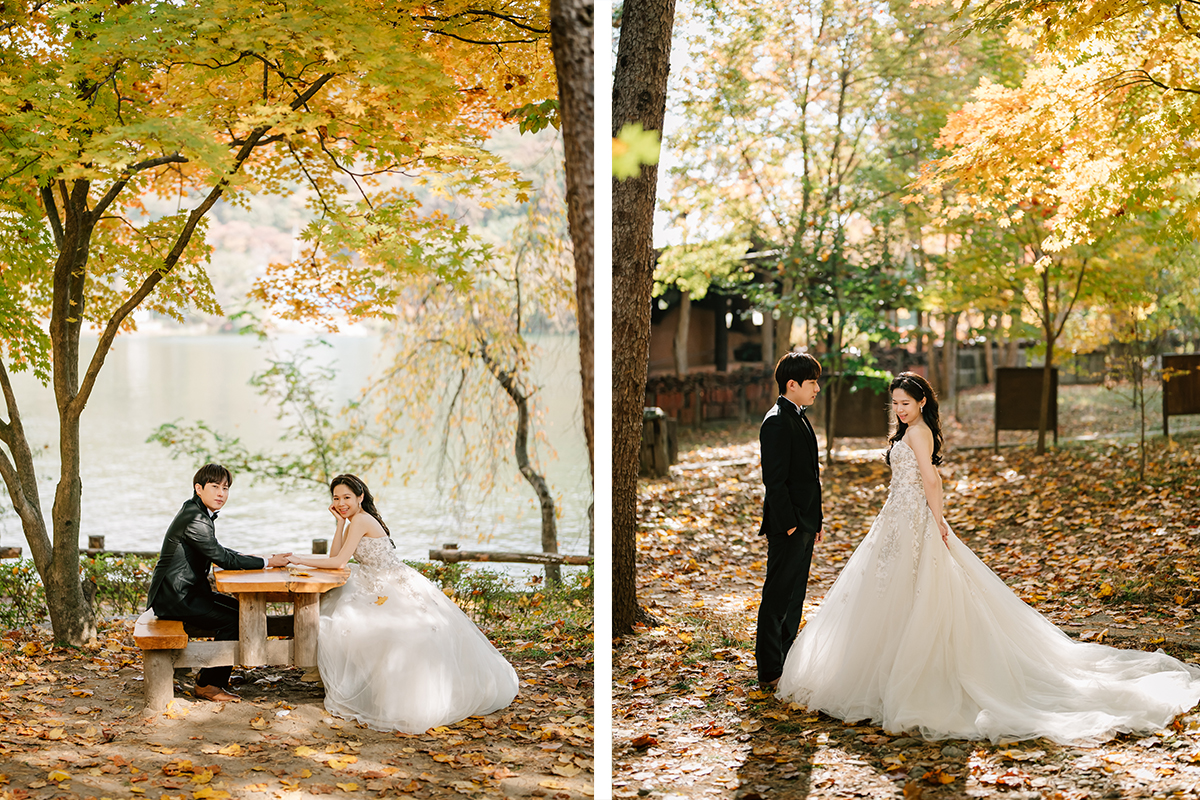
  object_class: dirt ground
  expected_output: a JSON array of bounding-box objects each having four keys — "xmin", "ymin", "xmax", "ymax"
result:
[
  {"xmin": 0, "ymin": 621, "xmax": 594, "ymax": 800},
  {"xmin": 614, "ymin": 419, "xmax": 1200, "ymax": 799}
]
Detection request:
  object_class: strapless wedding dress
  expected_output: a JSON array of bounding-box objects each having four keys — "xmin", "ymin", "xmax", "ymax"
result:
[
  {"xmin": 776, "ymin": 439, "xmax": 1200, "ymax": 744},
  {"xmin": 317, "ymin": 536, "xmax": 518, "ymax": 732}
]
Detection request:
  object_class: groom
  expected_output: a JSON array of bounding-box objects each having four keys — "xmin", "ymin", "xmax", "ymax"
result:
[
  {"xmin": 145, "ymin": 463, "xmax": 291, "ymax": 702},
  {"xmin": 756, "ymin": 352, "xmax": 823, "ymax": 689}
]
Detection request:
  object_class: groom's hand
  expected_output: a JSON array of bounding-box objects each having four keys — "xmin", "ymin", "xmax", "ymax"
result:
[
  {"xmin": 786, "ymin": 526, "xmax": 796, "ymax": 536},
  {"xmin": 267, "ymin": 553, "xmax": 292, "ymax": 568},
  {"xmin": 815, "ymin": 528, "xmax": 823, "ymax": 543}
]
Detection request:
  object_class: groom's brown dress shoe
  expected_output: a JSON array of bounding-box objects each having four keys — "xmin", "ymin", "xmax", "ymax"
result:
[
  {"xmin": 194, "ymin": 684, "xmax": 240, "ymax": 702},
  {"xmin": 759, "ymin": 678, "xmax": 780, "ymax": 690}
]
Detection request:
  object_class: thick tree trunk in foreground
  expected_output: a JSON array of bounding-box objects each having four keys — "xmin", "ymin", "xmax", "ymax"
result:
[
  {"xmin": 612, "ymin": 0, "xmax": 675, "ymax": 635},
  {"xmin": 551, "ymin": 0, "xmax": 595, "ymax": 494}
]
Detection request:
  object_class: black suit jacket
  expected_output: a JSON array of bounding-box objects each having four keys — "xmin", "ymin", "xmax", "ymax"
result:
[
  {"xmin": 145, "ymin": 494, "xmax": 264, "ymax": 618},
  {"xmin": 759, "ymin": 396, "xmax": 823, "ymax": 536}
]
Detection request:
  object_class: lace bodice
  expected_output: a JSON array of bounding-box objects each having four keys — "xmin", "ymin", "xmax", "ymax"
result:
[
  {"xmin": 873, "ymin": 439, "xmax": 934, "ymax": 585},
  {"xmin": 353, "ymin": 535, "xmax": 400, "ymax": 570},
  {"xmin": 348, "ymin": 535, "xmax": 424, "ymax": 605}
]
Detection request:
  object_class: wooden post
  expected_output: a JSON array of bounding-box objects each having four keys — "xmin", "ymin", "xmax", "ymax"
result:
[
  {"xmin": 88, "ymin": 535, "xmax": 105, "ymax": 550},
  {"xmin": 238, "ymin": 595, "xmax": 267, "ymax": 666},
  {"xmin": 292, "ymin": 594, "xmax": 320, "ymax": 667},
  {"xmin": 0, "ymin": 546, "xmax": 22, "ymax": 559},
  {"xmin": 143, "ymin": 651, "xmax": 176, "ymax": 712},
  {"xmin": 311, "ymin": 539, "xmax": 328, "ymax": 554}
]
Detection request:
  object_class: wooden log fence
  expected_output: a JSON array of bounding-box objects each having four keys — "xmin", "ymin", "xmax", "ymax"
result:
[
  {"xmin": 0, "ymin": 536, "xmax": 332, "ymax": 560},
  {"xmin": 429, "ymin": 543, "xmax": 592, "ymax": 566}
]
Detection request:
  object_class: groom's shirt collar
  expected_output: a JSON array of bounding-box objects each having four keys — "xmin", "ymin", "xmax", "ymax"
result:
[{"xmin": 780, "ymin": 395, "xmax": 804, "ymax": 414}]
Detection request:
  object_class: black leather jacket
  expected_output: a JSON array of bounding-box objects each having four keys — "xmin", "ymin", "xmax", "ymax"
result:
[{"xmin": 145, "ymin": 494, "xmax": 264, "ymax": 617}]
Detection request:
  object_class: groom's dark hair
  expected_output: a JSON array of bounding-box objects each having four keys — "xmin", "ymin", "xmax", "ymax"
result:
[
  {"xmin": 193, "ymin": 463, "xmax": 233, "ymax": 488},
  {"xmin": 774, "ymin": 352, "xmax": 821, "ymax": 394}
]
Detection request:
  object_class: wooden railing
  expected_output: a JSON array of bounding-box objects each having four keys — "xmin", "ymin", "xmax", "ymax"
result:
[{"xmin": 428, "ymin": 543, "xmax": 592, "ymax": 566}]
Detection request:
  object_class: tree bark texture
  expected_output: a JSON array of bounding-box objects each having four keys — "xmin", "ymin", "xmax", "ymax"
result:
[
  {"xmin": 612, "ymin": 0, "xmax": 675, "ymax": 635},
  {"xmin": 551, "ymin": 0, "xmax": 594, "ymax": 480}
]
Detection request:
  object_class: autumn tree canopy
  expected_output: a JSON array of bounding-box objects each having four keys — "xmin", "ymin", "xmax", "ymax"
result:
[{"xmin": 0, "ymin": 0, "xmax": 556, "ymax": 645}]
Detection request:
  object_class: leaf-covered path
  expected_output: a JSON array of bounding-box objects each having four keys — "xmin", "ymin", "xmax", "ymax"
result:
[
  {"xmin": 614, "ymin": 429, "xmax": 1200, "ymax": 799},
  {"xmin": 0, "ymin": 623, "xmax": 593, "ymax": 799}
]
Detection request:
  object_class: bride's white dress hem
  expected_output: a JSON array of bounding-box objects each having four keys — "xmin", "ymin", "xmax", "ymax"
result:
[
  {"xmin": 317, "ymin": 536, "xmax": 519, "ymax": 734},
  {"xmin": 776, "ymin": 440, "xmax": 1200, "ymax": 746}
]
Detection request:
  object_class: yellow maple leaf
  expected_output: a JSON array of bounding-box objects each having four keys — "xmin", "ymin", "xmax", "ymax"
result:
[
  {"xmin": 294, "ymin": 746, "xmax": 319, "ymax": 757},
  {"xmin": 327, "ymin": 756, "xmax": 358, "ymax": 770},
  {"xmin": 299, "ymin": 769, "xmax": 312, "ymax": 778},
  {"xmin": 193, "ymin": 788, "xmax": 230, "ymax": 799},
  {"xmin": 336, "ymin": 782, "xmax": 359, "ymax": 792},
  {"xmin": 374, "ymin": 596, "xmax": 388, "ymax": 605},
  {"xmin": 47, "ymin": 770, "xmax": 70, "ymax": 782},
  {"xmin": 164, "ymin": 701, "xmax": 189, "ymax": 719},
  {"xmin": 217, "ymin": 743, "xmax": 243, "ymax": 756},
  {"xmin": 250, "ymin": 716, "xmax": 269, "ymax": 730},
  {"xmin": 191, "ymin": 770, "xmax": 214, "ymax": 784}
]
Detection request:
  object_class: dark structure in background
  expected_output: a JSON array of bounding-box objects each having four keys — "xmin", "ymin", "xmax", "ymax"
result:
[
  {"xmin": 1163, "ymin": 354, "xmax": 1200, "ymax": 438},
  {"xmin": 994, "ymin": 368, "xmax": 1059, "ymax": 453}
]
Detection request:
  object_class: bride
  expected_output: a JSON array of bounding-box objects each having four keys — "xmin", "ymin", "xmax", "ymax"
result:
[
  {"xmin": 286, "ymin": 474, "xmax": 518, "ymax": 732},
  {"xmin": 776, "ymin": 373, "xmax": 1200, "ymax": 744}
]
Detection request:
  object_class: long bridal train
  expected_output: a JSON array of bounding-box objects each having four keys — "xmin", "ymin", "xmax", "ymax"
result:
[{"xmin": 777, "ymin": 440, "xmax": 1200, "ymax": 745}]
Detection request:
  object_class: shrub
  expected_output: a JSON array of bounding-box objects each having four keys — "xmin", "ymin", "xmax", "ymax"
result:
[{"xmin": 0, "ymin": 559, "xmax": 48, "ymax": 630}]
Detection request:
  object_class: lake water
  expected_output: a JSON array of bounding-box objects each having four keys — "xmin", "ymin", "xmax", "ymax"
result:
[{"xmin": 0, "ymin": 333, "xmax": 591, "ymax": 579}]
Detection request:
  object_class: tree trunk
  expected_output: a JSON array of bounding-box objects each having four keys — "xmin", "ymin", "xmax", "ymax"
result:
[
  {"xmin": 983, "ymin": 313, "xmax": 996, "ymax": 384},
  {"xmin": 482, "ymin": 348, "xmax": 561, "ymax": 585},
  {"xmin": 926, "ymin": 323, "xmax": 940, "ymax": 395},
  {"xmin": 943, "ymin": 312, "xmax": 959, "ymax": 417},
  {"xmin": 714, "ymin": 293, "xmax": 728, "ymax": 371},
  {"xmin": 1037, "ymin": 323, "xmax": 1055, "ymax": 456},
  {"xmin": 776, "ymin": 277, "xmax": 794, "ymax": 354},
  {"xmin": 674, "ymin": 291, "xmax": 690, "ymax": 375},
  {"xmin": 761, "ymin": 307, "xmax": 774, "ymax": 368},
  {"xmin": 613, "ymin": 0, "xmax": 675, "ymax": 636},
  {"xmin": 550, "ymin": 0, "xmax": 594, "ymax": 488}
]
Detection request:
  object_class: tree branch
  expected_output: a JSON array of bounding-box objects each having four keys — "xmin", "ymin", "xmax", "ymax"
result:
[
  {"xmin": 418, "ymin": 10, "xmax": 549, "ymax": 33},
  {"xmin": 41, "ymin": 185, "xmax": 65, "ymax": 249},
  {"xmin": 0, "ymin": 358, "xmax": 47, "ymax": 558},
  {"xmin": 71, "ymin": 73, "xmax": 338, "ymax": 421},
  {"xmin": 91, "ymin": 153, "xmax": 189, "ymax": 219},
  {"xmin": 427, "ymin": 30, "xmax": 538, "ymax": 45}
]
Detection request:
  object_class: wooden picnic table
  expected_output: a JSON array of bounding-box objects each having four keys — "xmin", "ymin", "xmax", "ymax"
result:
[
  {"xmin": 212, "ymin": 566, "xmax": 349, "ymax": 668},
  {"xmin": 135, "ymin": 566, "xmax": 348, "ymax": 710}
]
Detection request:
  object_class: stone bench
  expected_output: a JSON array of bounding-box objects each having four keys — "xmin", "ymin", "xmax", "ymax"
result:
[{"xmin": 133, "ymin": 607, "xmax": 294, "ymax": 711}]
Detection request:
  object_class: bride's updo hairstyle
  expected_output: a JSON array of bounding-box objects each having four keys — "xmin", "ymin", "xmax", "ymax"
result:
[
  {"xmin": 885, "ymin": 372, "xmax": 944, "ymax": 467},
  {"xmin": 330, "ymin": 474, "xmax": 392, "ymax": 537}
]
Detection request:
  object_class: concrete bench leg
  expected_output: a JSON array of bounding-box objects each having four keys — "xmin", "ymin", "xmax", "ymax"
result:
[{"xmin": 143, "ymin": 650, "xmax": 176, "ymax": 711}]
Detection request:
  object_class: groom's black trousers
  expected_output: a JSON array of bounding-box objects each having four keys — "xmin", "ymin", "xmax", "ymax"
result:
[
  {"xmin": 160, "ymin": 594, "xmax": 240, "ymax": 689},
  {"xmin": 756, "ymin": 528, "xmax": 817, "ymax": 683}
]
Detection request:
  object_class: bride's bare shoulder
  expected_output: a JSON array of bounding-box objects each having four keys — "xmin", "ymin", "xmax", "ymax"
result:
[{"xmin": 905, "ymin": 425, "xmax": 935, "ymax": 457}]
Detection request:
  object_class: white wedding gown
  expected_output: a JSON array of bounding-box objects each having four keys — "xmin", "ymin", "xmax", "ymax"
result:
[
  {"xmin": 777, "ymin": 439, "xmax": 1200, "ymax": 744},
  {"xmin": 317, "ymin": 536, "xmax": 519, "ymax": 732}
]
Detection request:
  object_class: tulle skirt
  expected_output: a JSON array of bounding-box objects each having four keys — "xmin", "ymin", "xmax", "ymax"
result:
[
  {"xmin": 777, "ymin": 500, "xmax": 1200, "ymax": 744},
  {"xmin": 317, "ymin": 564, "xmax": 519, "ymax": 733}
]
